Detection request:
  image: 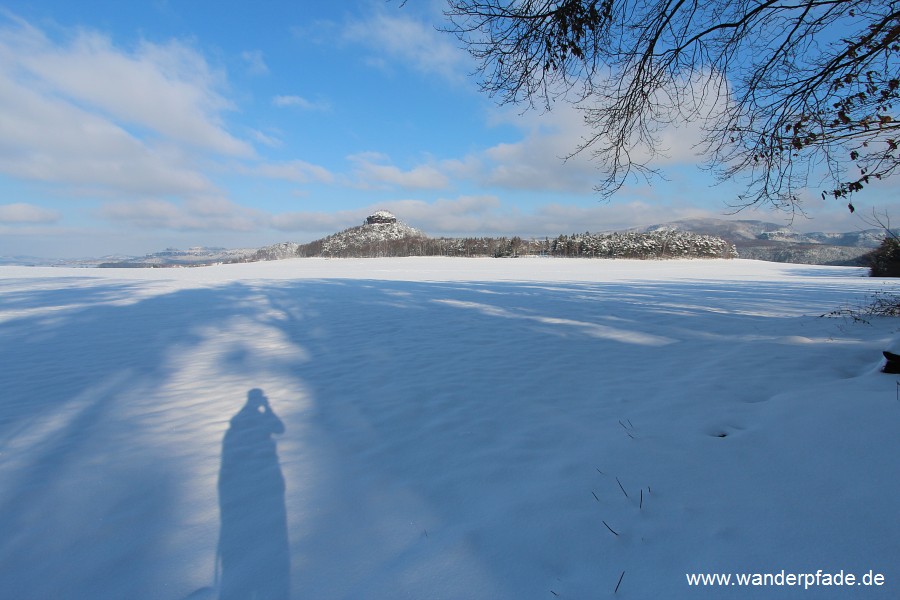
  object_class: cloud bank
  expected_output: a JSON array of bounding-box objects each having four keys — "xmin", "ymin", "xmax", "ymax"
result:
[
  {"xmin": 0, "ymin": 15, "xmax": 249, "ymax": 205},
  {"xmin": 0, "ymin": 203, "xmax": 60, "ymax": 224}
]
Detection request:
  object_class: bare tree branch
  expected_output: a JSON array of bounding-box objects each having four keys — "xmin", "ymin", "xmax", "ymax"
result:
[{"xmin": 441, "ymin": 0, "xmax": 900, "ymax": 211}]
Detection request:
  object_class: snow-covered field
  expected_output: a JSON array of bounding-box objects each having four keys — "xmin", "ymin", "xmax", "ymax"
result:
[{"xmin": 1, "ymin": 257, "xmax": 898, "ymax": 599}]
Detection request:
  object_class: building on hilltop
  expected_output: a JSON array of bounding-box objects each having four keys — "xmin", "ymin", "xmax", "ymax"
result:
[{"xmin": 365, "ymin": 211, "xmax": 398, "ymax": 225}]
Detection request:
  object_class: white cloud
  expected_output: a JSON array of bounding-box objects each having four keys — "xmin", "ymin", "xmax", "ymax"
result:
[
  {"xmin": 325, "ymin": 104, "xmax": 600, "ymax": 196},
  {"xmin": 632, "ymin": 70, "xmax": 732, "ymax": 166},
  {"xmin": 272, "ymin": 95, "xmax": 330, "ymax": 111},
  {"xmin": 348, "ymin": 153, "xmax": 449, "ymax": 190},
  {"xmin": 270, "ymin": 209, "xmax": 364, "ymax": 233},
  {"xmin": 241, "ymin": 49, "xmax": 269, "ymax": 75},
  {"xmin": 379, "ymin": 196, "xmax": 503, "ymax": 233},
  {"xmin": 341, "ymin": 9, "xmax": 469, "ymax": 81},
  {"xmin": 0, "ymin": 77, "xmax": 211, "ymax": 194},
  {"xmin": 477, "ymin": 104, "xmax": 605, "ymax": 194},
  {"xmin": 470, "ymin": 72, "xmax": 733, "ymax": 195},
  {"xmin": 244, "ymin": 160, "xmax": 335, "ymax": 184},
  {"xmin": 99, "ymin": 197, "xmax": 265, "ymax": 232},
  {"xmin": 248, "ymin": 129, "xmax": 283, "ymax": 148},
  {"xmin": 333, "ymin": 104, "xmax": 601, "ymax": 197},
  {"xmin": 99, "ymin": 198, "xmax": 180, "ymax": 227},
  {"xmin": 0, "ymin": 202, "xmax": 60, "ymax": 224},
  {"xmin": 15, "ymin": 26, "xmax": 252, "ymax": 157},
  {"xmin": 525, "ymin": 201, "xmax": 720, "ymax": 234},
  {"xmin": 0, "ymin": 75, "xmax": 212, "ymax": 195},
  {"xmin": 0, "ymin": 15, "xmax": 251, "ymax": 203}
]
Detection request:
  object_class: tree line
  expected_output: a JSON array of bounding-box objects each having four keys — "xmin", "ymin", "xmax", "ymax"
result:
[{"xmin": 290, "ymin": 228, "xmax": 737, "ymax": 259}]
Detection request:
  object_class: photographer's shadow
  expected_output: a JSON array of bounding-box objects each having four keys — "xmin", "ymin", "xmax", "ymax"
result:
[{"xmin": 217, "ymin": 389, "xmax": 290, "ymax": 600}]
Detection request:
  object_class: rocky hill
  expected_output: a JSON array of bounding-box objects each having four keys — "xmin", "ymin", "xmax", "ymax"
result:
[
  {"xmin": 293, "ymin": 212, "xmax": 430, "ymax": 258},
  {"xmin": 251, "ymin": 242, "xmax": 302, "ymax": 262}
]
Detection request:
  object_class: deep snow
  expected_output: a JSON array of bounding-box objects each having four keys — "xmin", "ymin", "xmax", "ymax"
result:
[{"xmin": 1, "ymin": 258, "xmax": 898, "ymax": 599}]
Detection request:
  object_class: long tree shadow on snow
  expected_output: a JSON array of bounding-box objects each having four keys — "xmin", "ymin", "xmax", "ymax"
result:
[
  {"xmin": 0, "ymin": 272, "xmax": 887, "ymax": 599},
  {"xmin": 259, "ymin": 275, "xmax": 887, "ymax": 597},
  {"xmin": 217, "ymin": 388, "xmax": 290, "ymax": 600}
]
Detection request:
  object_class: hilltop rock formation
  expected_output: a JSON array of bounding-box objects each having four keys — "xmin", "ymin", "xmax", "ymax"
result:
[{"xmin": 365, "ymin": 211, "xmax": 398, "ymax": 225}]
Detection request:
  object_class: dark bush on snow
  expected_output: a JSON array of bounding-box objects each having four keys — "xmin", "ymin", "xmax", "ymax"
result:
[{"xmin": 869, "ymin": 237, "xmax": 900, "ymax": 277}]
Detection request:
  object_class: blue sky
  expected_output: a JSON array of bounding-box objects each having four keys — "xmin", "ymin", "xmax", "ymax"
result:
[{"xmin": 0, "ymin": 0, "xmax": 895, "ymax": 258}]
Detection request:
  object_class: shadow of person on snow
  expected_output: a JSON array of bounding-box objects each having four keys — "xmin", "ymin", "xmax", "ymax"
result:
[{"xmin": 217, "ymin": 389, "xmax": 290, "ymax": 600}]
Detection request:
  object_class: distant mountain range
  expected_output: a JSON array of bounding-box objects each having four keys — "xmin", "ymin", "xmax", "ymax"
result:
[
  {"xmin": 92, "ymin": 247, "xmax": 259, "ymax": 268},
  {"xmin": 640, "ymin": 218, "xmax": 885, "ymax": 247},
  {"xmin": 2, "ymin": 216, "xmax": 889, "ymax": 268},
  {"xmin": 637, "ymin": 218, "xmax": 887, "ymax": 265}
]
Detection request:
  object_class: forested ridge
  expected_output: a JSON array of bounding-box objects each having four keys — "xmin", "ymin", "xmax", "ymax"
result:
[{"xmin": 287, "ymin": 223, "xmax": 737, "ymax": 259}]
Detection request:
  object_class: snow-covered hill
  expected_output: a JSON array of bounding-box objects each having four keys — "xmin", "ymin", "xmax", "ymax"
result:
[
  {"xmin": 95, "ymin": 246, "xmax": 258, "ymax": 268},
  {"xmin": 297, "ymin": 219, "xmax": 430, "ymax": 258},
  {"xmin": 291, "ymin": 212, "xmax": 738, "ymax": 260},
  {"xmin": 251, "ymin": 241, "xmax": 303, "ymax": 262},
  {"xmin": 642, "ymin": 218, "xmax": 888, "ymax": 248},
  {"xmin": 641, "ymin": 218, "xmax": 888, "ymax": 265}
]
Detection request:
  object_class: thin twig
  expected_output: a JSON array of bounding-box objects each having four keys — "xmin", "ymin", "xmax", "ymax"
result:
[
  {"xmin": 602, "ymin": 520, "xmax": 620, "ymax": 536},
  {"xmin": 616, "ymin": 476, "xmax": 629, "ymax": 499},
  {"xmin": 615, "ymin": 570, "xmax": 625, "ymax": 594},
  {"xmin": 592, "ymin": 491, "xmax": 600, "ymax": 502}
]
